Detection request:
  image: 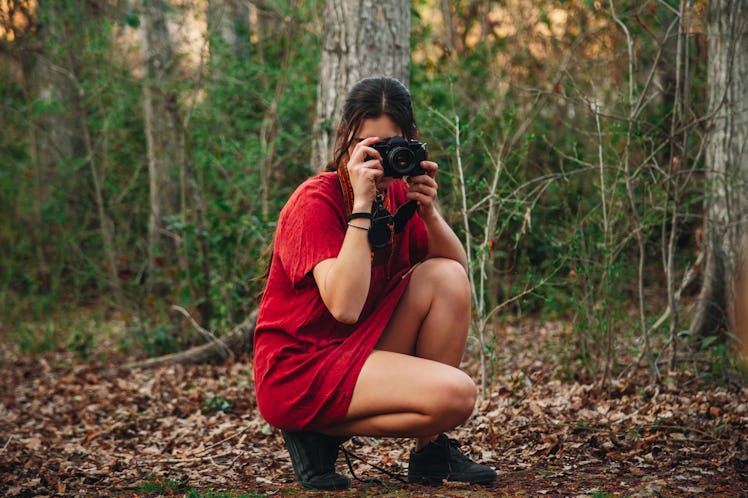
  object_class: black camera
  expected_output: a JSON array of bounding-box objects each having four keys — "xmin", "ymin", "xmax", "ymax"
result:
[{"xmin": 370, "ymin": 136, "xmax": 427, "ymax": 178}]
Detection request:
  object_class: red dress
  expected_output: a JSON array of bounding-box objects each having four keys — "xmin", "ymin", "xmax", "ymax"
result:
[{"xmin": 253, "ymin": 172, "xmax": 428, "ymax": 431}]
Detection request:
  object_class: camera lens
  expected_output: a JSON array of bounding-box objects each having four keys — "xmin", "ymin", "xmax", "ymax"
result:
[{"xmin": 388, "ymin": 147, "xmax": 415, "ymax": 175}]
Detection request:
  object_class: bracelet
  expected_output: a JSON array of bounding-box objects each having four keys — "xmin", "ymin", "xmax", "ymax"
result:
[
  {"xmin": 347, "ymin": 212, "xmax": 372, "ymax": 222},
  {"xmin": 347, "ymin": 222, "xmax": 369, "ymax": 231}
]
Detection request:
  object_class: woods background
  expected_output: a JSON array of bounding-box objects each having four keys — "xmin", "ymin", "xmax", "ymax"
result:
[{"xmin": 1, "ymin": 0, "xmax": 746, "ymax": 389}]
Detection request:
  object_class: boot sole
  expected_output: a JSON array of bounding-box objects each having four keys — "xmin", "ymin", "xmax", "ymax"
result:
[{"xmin": 408, "ymin": 473, "xmax": 497, "ymax": 485}]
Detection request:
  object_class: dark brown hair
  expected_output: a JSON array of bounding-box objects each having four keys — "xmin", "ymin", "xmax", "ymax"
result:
[{"xmin": 325, "ymin": 77, "xmax": 418, "ymax": 172}]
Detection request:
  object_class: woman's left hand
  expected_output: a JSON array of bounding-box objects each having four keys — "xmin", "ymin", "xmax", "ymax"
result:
[{"xmin": 407, "ymin": 161, "xmax": 439, "ymax": 221}]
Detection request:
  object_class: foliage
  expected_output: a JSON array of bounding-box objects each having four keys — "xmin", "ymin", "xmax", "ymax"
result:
[
  {"xmin": 204, "ymin": 394, "xmax": 234, "ymax": 413},
  {"xmin": 0, "ymin": 0, "xmax": 733, "ymax": 383},
  {"xmin": 132, "ymin": 321, "xmax": 182, "ymax": 358},
  {"xmin": 411, "ymin": 0, "xmax": 711, "ymax": 386},
  {"xmin": 1, "ymin": 0, "xmax": 320, "ymax": 351}
]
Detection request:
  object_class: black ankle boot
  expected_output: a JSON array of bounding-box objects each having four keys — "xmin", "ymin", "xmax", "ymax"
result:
[
  {"xmin": 281, "ymin": 431, "xmax": 351, "ymax": 490},
  {"xmin": 408, "ymin": 434, "xmax": 497, "ymax": 485}
]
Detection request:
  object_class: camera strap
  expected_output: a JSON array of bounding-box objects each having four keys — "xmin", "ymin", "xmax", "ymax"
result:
[
  {"xmin": 393, "ymin": 200, "xmax": 417, "ymax": 234},
  {"xmin": 369, "ymin": 195, "xmax": 419, "ymax": 250},
  {"xmin": 337, "ymin": 167, "xmax": 417, "ymax": 252},
  {"xmin": 368, "ymin": 193, "xmax": 394, "ymax": 250}
]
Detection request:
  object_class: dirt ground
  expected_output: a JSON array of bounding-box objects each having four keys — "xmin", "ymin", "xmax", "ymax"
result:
[{"xmin": 1, "ymin": 320, "xmax": 746, "ymax": 497}]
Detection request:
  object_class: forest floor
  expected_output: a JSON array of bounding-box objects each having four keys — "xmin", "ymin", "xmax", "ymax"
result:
[{"xmin": 1, "ymin": 319, "xmax": 747, "ymax": 497}]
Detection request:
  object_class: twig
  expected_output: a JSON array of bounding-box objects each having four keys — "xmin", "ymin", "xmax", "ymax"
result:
[
  {"xmin": 171, "ymin": 305, "xmax": 232, "ymax": 358},
  {"xmin": 1, "ymin": 435, "xmax": 13, "ymax": 453},
  {"xmin": 193, "ymin": 424, "xmax": 252, "ymax": 456},
  {"xmin": 647, "ymin": 423, "xmax": 719, "ymax": 442},
  {"xmin": 610, "ymin": 0, "xmax": 660, "ymax": 384},
  {"xmin": 623, "ymin": 251, "xmax": 703, "ymax": 379},
  {"xmin": 146, "ymin": 451, "xmax": 238, "ymax": 464},
  {"xmin": 498, "ymin": 423, "xmax": 534, "ymax": 437},
  {"xmin": 143, "ymin": 425, "xmax": 254, "ymax": 464}
]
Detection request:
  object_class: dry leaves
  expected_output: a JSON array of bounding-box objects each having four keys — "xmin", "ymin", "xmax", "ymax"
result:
[{"xmin": 1, "ymin": 322, "xmax": 746, "ymax": 497}]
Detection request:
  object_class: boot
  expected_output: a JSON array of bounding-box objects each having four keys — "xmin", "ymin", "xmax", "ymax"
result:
[
  {"xmin": 281, "ymin": 431, "xmax": 351, "ymax": 490},
  {"xmin": 408, "ymin": 434, "xmax": 497, "ymax": 485}
]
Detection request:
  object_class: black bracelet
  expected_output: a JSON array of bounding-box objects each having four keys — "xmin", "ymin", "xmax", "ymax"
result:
[{"xmin": 346, "ymin": 212, "xmax": 372, "ymax": 222}]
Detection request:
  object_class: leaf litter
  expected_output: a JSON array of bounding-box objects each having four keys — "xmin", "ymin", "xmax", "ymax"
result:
[{"xmin": 1, "ymin": 320, "xmax": 746, "ymax": 497}]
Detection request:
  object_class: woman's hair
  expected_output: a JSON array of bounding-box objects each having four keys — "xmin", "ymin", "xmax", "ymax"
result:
[{"xmin": 325, "ymin": 77, "xmax": 418, "ymax": 172}]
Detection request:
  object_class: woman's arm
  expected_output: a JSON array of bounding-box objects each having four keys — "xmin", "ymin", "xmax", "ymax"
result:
[
  {"xmin": 312, "ymin": 137, "xmax": 384, "ymax": 324},
  {"xmin": 421, "ymin": 209, "xmax": 468, "ymax": 270},
  {"xmin": 408, "ymin": 161, "xmax": 468, "ymax": 271},
  {"xmin": 312, "ymin": 223, "xmax": 371, "ymax": 324}
]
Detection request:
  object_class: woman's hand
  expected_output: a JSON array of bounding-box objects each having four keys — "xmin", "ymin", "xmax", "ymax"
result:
[
  {"xmin": 407, "ymin": 161, "xmax": 439, "ymax": 221},
  {"xmin": 346, "ymin": 137, "xmax": 384, "ymax": 211}
]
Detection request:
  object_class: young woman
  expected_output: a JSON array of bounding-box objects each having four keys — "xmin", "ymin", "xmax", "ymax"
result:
[{"xmin": 253, "ymin": 77, "xmax": 496, "ymax": 490}]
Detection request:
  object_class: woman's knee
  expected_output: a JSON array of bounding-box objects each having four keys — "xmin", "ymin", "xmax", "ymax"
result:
[
  {"xmin": 414, "ymin": 258, "xmax": 470, "ymax": 307},
  {"xmin": 436, "ymin": 370, "xmax": 477, "ymax": 426}
]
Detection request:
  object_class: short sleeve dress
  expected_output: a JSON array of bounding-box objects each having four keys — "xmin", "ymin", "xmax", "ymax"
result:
[{"xmin": 253, "ymin": 172, "xmax": 428, "ymax": 431}]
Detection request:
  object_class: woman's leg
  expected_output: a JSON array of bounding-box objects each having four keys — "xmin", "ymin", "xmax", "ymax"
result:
[
  {"xmin": 326, "ymin": 350, "xmax": 476, "ymax": 437},
  {"xmin": 314, "ymin": 258, "xmax": 495, "ymax": 486},
  {"xmin": 324, "ymin": 258, "xmax": 475, "ymax": 440},
  {"xmin": 377, "ymin": 257, "xmax": 471, "ymax": 366}
]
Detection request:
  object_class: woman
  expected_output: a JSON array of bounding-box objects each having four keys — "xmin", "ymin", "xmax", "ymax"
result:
[{"xmin": 253, "ymin": 77, "xmax": 496, "ymax": 490}]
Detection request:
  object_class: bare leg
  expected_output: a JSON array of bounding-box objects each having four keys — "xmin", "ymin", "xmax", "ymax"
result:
[
  {"xmin": 328, "ymin": 350, "xmax": 475, "ymax": 437},
  {"xmin": 377, "ymin": 257, "xmax": 471, "ymax": 365},
  {"xmin": 324, "ymin": 258, "xmax": 474, "ymax": 444}
]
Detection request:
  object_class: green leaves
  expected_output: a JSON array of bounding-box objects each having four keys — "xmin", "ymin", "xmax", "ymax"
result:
[
  {"xmin": 124, "ymin": 12, "xmax": 140, "ymax": 28},
  {"xmin": 204, "ymin": 395, "xmax": 233, "ymax": 414}
]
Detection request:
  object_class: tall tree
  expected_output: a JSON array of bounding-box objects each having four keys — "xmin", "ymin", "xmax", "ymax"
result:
[
  {"xmin": 207, "ymin": 0, "xmax": 250, "ymax": 65},
  {"xmin": 25, "ymin": 0, "xmax": 85, "ymax": 291},
  {"xmin": 140, "ymin": 0, "xmax": 185, "ymax": 292},
  {"xmin": 690, "ymin": 0, "xmax": 748, "ymax": 340},
  {"xmin": 310, "ymin": 0, "xmax": 411, "ymax": 170}
]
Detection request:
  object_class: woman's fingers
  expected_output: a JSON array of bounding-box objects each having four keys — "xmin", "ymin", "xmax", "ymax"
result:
[
  {"xmin": 351, "ymin": 136, "xmax": 382, "ymax": 164},
  {"xmin": 419, "ymin": 160, "xmax": 438, "ymax": 178},
  {"xmin": 408, "ymin": 164, "xmax": 438, "ymax": 196},
  {"xmin": 347, "ymin": 137, "xmax": 384, "ymax": 204},
  {"xmin": 407, "ymin": 161, "xmax": 439, "ymax": 216}
]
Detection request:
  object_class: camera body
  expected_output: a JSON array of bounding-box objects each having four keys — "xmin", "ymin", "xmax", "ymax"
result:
[{"xmin": 370, "ymin": 136, "xmax": 427, "ymax": 178}]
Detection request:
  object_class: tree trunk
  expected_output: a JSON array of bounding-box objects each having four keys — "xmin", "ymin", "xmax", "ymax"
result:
[
  {"xmin": 310, "ymin": 0, "xmax": 411, "ymax": 170},
  {"xmin": 690, "ymin": 0, "xmax": 748, "ymax": 341},
  {"xmin": 25, "ymin": 0, "xmax": 86, "ymax": 292},
  {"xmin": 141, "ymin": 0, "xmax": 185, "ymax": 293},
  {"xmin": 207, "ymin": 0, "xmax": 250, "ymax": 65}
]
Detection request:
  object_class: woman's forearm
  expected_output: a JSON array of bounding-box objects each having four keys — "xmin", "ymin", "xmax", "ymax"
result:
[
  {"xmin": 423, "ymin": 210, "xmax": 468, "ymax": 271},
  {"xmin": 313, "ymin": 218, "xmax": 373, "ymax": 324}
]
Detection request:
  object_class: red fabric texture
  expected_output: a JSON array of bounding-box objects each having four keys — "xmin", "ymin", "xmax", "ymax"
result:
[{"xmin": 253, "ymin": 172, "xmax": 428, "ymax": 431}]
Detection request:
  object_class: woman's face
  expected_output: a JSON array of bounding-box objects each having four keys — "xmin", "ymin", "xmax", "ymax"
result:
[{"xmin": 349, "ymin": 115, "xmax": 402, "ymax": 191}]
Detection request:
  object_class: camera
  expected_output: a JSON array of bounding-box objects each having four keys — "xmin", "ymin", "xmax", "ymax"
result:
[{"xmin": 370, "ymin": 136, "xmax": 427, "ymax": 178}]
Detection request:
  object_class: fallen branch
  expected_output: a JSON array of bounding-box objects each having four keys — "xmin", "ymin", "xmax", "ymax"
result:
[
  {"xmin": 144, "ymin": 451, "xmax": 238, "ymax": 465},
  {"xmin": 1, "ymin": 435, "xmax": 12, "ymax": 453},
  {"xmin": 125, "ymin": 309, "xmax": 258, "ymax": 369},
  {"xmin": 171, "ymin": 305, "xmax": 233, "ymax": 358},
  {"xmin": 191, "ymin": 425, "xmax": 252, "ymax": 457}
]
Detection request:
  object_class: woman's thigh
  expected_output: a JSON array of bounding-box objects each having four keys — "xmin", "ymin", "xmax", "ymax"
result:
[
  {"xmin": 336, "ymin": 349, "xmax": 476, "ymax": 435},
  {"xmin": 324, "ymin": 260, "xmax": 474, "ymax": 437},
  {"xmin": 376, "ymin": 257, "xmax": 471, "ymax": 364}
]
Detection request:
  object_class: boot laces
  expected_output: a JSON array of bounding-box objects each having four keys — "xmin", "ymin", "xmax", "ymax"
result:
[{"xmin": 445, "ymin": 437, "xmax": 473, "ymax": 464}]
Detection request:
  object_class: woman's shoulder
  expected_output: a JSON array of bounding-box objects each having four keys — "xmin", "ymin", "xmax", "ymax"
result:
[
  {"xmin": 293, "ymin": 172, "xmax": 338, "ymax": 196},
  {"xmin": 282, "ymin": 172, "xmax": 342, "ymax": 215}
]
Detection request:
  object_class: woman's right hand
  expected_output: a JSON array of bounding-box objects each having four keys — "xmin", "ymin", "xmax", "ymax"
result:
[{"xmin": 346, "ymin": 137, "xmax": 383, "ymax": 211}]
